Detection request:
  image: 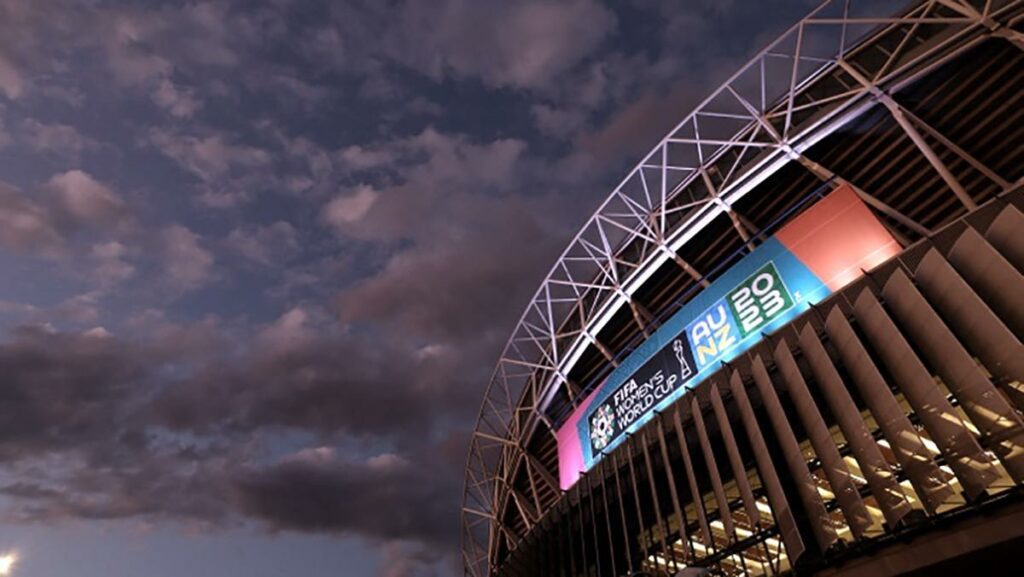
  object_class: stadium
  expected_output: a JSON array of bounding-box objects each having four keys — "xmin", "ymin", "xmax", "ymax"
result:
[{"xmin": 462, "ymin": 0, "xmax": 1024, "ymax": 576}]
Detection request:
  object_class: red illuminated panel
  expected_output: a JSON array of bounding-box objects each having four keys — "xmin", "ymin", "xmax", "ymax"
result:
[{"xmin": 776, "ymin": 184, "xmax": 900, "ymax": 292}]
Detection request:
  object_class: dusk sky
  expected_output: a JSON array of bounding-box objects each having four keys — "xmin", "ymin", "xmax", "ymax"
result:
[{"xmin": 0, "ymin": 1, "xmax": 820, "ymax": 575}]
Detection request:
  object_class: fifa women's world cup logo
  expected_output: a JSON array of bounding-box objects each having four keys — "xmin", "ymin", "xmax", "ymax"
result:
[
  {"xmin": 589, "ymin": 403, "xmax": 617, "ymax": 452},
  {"xmin": 588, "ymin": 338, "xmax": 696, "ymax": 454}
]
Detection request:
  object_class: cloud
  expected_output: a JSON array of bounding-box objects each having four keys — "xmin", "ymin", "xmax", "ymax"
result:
[
  {"xmin": 0, "ymin": 313, "xmax": 474, "ymax": 566},
  {"xmin": 152, "ymin": 308, "xmax": 480, "ymax": 440},
  {"xmin": 319, "ymin": 126, "xmax": 583, "ymax": 350},
  {"xmin": 375, "ymin": 541, "xmax": 455, "ymax": 577},
  {"xmin": 104, "ymin": 16, "xmax": 173, "ymax": 85},
  {"xmin": 382, "ymin": 0, "xmax": 616, "ymax": 91},
  {"xmin": 0, "ymin": 112, "xmax": 10, "ymax": 148},
  {"xmin": 234, "ymin": 448, "xmax": 458, "ymax": 546},
  {"xmin": 337, "ymin": 145, "xmax": 397, "ymax": 171},
  {"xmin": 255, "ymin": 74, "xmax": 331, "ymax": 108},
  {"xmin": 531, "ymin": 103, "xmax": 588, "ymax": 139},
  {"xmin": 225, "ymin": 221, "xmax": 299, "ymax": 266},
  {"xmin": 0, "ymin": 53, "xmax": 25, "ymax": 99},
  {"xmin": 47, "ymin": 170, "xmax": 127, "ymax": 229},
  {"xmin": 334, "ymin": 196, "xmax": 566, "ymax": 344},
  {"xmin": 148, "ymin": 129, "xmax": 271, "ymax": 183},
  {"xmin": 295, "ymin": 0, "xmax": 615, "ymax": 98},
  {"xmin": 0, "ymin": 323, "xmax": 228, "ymax": 525},
  {"xmin": 0, "ymin": 325, "xmax": 145, "ymax": 460},
  {"xmin": 152, "ymin": 78, "xmax": 202, "ymax": 118},
  {"xmin": 161, "ymin": 224, "xmax": 214, "ymax": 292},
  {"xmin": 325, "ymin": 128, "xmax": 530, "ymax": 243},
  {"xmin": 323, "ymin": 185, "xmax": 379, "ymax": 228},
  {"xmin": 50, "ymin": 292, "xmax": 103, "ymax": 325},
  {"xmin": 568, "ymin": 78, "xmax": 714, "ymax": 172},
  {"xmin": 0, "ymin": 181, "xmax": 63, "ymax": 254},
  {"xmin": 0, "ymin": 300, "xmax": 38, "ymax": 318},
  {"xmin": 90, "ymin": 241, "xmax": 136, "ymax": 287},
  {"xmin": 256, "ymin": 306, "xmax": 314, "ymax": 350},
  {"xmin": 146, "ymin": 128, "xmax": 276, "ymax": 208},
  {"xmin": 0, "ymin": 174, "xmax": 138, "ymax": 290},
  {"xmin": 20, "ymin": 119, "xmax": 99, "ymax": 160},
  {"xmin": 102, "ymin": 2, "xmax": 240, "ymax": 85}
]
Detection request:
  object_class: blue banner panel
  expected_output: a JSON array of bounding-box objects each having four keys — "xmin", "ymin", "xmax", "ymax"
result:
[
  {"xmin": 574, "ymin": 237, "xmax": 828, "ymax": 469},
  {"xmin": 555, "ymin": 185, "xmax": 900, "ymax": 489}
]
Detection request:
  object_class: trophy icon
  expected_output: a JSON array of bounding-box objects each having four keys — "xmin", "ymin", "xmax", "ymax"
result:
[{"xmin": 673, "ymin": 339, "xmax": 692, "ymax": 380}]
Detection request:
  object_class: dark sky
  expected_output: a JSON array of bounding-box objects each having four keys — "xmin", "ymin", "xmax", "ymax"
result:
[{"xmin": 0, "ymin": 1, "xmax": 818, "ymax": 575}]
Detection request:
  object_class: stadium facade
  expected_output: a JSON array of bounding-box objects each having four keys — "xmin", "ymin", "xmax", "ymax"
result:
[{"xmin": 462, "ymin": 1, "xmax": 1024, "ymax": 576}]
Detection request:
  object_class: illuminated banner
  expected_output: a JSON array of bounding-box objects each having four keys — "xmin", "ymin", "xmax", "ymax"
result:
[{"xmin": 556, "ymin": 185, "xmax": 900, "ymax": 489}]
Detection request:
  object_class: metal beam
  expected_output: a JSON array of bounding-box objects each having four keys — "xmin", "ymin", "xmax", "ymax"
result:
[{"xmin": 836, "ymin": 58, "xmax": 978, "ymax": 210}]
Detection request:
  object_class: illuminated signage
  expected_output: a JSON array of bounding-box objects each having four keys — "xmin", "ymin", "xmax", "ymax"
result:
[
  {"xmin": 556, "ymin": 185, "xmax": 901, "ymax": 490},
  {"xmin": 729, "ymin": 262, "xmax": 795, "ymax": 338},
  {"xmin": 584, "ymin": 260, "xmax": 798, "ymax": 458},
  {"xmin": 588, "ymin": 335, "xmax": 694, "ymax": 453}
]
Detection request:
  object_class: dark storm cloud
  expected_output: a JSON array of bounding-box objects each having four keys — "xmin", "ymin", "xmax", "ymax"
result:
[
  {"xmin": 0, "ymin": 325, "xmax": 236, "ymax": 528},
  {"xmin": 152, "ymin": 311, "xmax": 482, "ymax": 441},
  {"xmin": 234, "ymin": 449, "xmax": 459, "ymax": 546},
  {"xmin": 0, "ymin": 448, "xmax": 236, "ymax": 525},
  {"xmin": 0, "ymin": 309, "xmax": 481, "ymax": 456},
  {"xmin": 0, "ymin": 319, "xmax": 471, "ymax": 549},
  {"xmin": 0, "ymin": 325, "xmax": 144, "ymax": 459}
]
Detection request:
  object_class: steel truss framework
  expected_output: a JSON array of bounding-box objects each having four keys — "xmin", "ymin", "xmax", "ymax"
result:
[{"xmin": 462, "ymin": 1, "xmax": 1024, "ymax": 575}]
